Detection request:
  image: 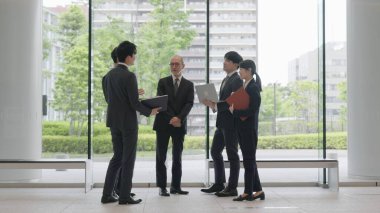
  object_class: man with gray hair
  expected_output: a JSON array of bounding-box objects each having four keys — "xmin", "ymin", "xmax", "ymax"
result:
[{"xmin": 153, "ymin": 55, "xmax": 194, "ymax": 196}]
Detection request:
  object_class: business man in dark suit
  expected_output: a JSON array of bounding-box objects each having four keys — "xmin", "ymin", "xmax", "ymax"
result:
[
  {"xmin": 153, "ymin": 55, "xmax": 194, "ymax": 196},
  {"xmin": 101, "ymin": 41, "xmax": 160, "ymax": 205},
  {"xmin": 110, "ymin": 46, "xmax": 140, "ymax": 199},
  {"xmin": 201, "ymin": 51, "xmax": 243, "ymax": 197}
]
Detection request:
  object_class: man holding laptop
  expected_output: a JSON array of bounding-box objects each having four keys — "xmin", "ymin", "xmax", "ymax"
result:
[
  {"xmin": 200, "ymin": 51, "xmax": 243, "ymax": 197},
  {"xmin": 153, "ymin": 55, "xmax": 194, "ymax": 196}
]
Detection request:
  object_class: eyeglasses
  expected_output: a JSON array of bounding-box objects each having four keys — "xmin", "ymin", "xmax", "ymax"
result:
[{"xmin": 169, "ymin": 63, "xmax": 181, "ymax": 67}]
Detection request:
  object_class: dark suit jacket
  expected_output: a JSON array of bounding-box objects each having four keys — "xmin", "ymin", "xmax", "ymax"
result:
[
  {"xmin": 232, "ymin": 80, "xmax": 261, "ymax": 131},
  {"xmin": 102, "ymin": 64, "xmax": 151, "ymax": 130},
  {"xmin": 216, "ymin": 72, "xmax": 243, "ymax": 130},
  {"xmin": 153, "ymin": 76, "xmax": 194, "ymax": 134}
]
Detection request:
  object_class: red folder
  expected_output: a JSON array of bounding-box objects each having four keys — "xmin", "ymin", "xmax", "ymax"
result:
[{"xmin": 225, "ymin": 87, "xmax": 249, "ymax": 121}]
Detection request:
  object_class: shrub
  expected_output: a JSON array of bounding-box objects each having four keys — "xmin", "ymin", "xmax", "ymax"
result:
[{"xmin": 43, "ymin": 120, "xmax": 347, "ymax": 154}]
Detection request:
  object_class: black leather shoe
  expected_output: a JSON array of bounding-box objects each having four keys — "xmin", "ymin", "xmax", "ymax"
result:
[
  {"xmin": 114, "ymin": 191, "xmax": 135, "ymax": 197},
  {"xmin": 101, "ymin": 195, "xmax": 118, "ymax": 204},
  {"xmin": 200, "ymin": 183, "xmax": 225, "ymax": 193},
  {"xmin": 119, "ymin": 196, "xmax": 142, "ymax": 205},
  {"xmin": 233, "ymin": 194, "xmax": 253, "ymax": 201},
  {"xmin": 111, "ymin": 191, "xmax": 119, "ymax": 199},
  {"xmin": 159, "ymin": 188, "xmax": 170, "ymax": 196},
  {"xmin": 252, "ymin": 191, "xmax": 265, "ymax": 200},
  {"xmin": 215, "ymin": 188, "xmax": 238, "ymax": 197},
  {"xmin": 170, "ymin": 187, "xmax": 189, "ymax": 195}
]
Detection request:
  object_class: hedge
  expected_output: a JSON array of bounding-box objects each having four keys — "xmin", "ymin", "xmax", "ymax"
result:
[
  {"xmin": 43, "ymin": 122, "xmax": 155, "ymax": 137},
  {"xmin": 42, "ymin": 132, "xmax": 347, "ymax": 154}
]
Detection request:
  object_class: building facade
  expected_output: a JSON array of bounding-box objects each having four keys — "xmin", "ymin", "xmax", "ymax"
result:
[{"xmin": 288, "ymin": 42, "xmax": 347, "ymax": 127}]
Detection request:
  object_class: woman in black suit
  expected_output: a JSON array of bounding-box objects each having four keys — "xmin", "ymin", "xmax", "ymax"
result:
[{"xmin": 229, "ymin": 60, "xmax": 265, "ymax": 201}]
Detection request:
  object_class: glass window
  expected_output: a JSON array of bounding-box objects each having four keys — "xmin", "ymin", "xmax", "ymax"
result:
[
  {"xmin": 325, "ymin": 0, "xmax": 348, "ymax": 181},
  {"xmin": 257, "ymin": 0, "xmax": 320, "ymax": 183},
  {"xmin": 41, "ymin": 0, "xmax": 89, "ymax": 183},
  {"xmin": 92, "ymin": 0, "xmax": 206, "ymax": 184}
]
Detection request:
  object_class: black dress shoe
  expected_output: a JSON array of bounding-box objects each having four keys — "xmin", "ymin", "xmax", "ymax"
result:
[
  {"xmin": 101, "ymin": 195, "xmax": 118, "ymax": 204},
  {"xmin": 252, "ymin": 191, "xmax": 265, "ymax": 200},
  {"xmin": 170, "ymin": 187, "xmax": 189, "ymax": 195},
  {"xmin": 159, "ymin": 188, "xmax": 170, "ymax": 196},
  {"xmin": 233, "ymin": 194, "xmax": 253, "ymax": 201},
  {"xmin": 111, "ymin": 191, "xmax": 119, "ymax": 199},
  {"xmin": 200, "ymin": 183, "xmax": 225, "ymax": 193},
  {"xmin": 215, "ymin": 188, "xmax": 238, "ymax": 197},
  {"xmin": 114, "ymin": 191, "xmax": 135, "ymax": 197},
  {"xmin": 119, "ymin": 197, "xmax": 142, "ymax": 205}
]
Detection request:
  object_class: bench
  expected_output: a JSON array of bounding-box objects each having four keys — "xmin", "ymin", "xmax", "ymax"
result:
[
  {"xmin": 205, "ymin": 159, "xmax": 339, "ymax": 191},
  {"xmin": 0, "ymin": 159, "xmax": 93, "ymax": 193}
]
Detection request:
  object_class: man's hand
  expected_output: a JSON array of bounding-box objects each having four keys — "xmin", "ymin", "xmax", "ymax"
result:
[
  {"xmin": 201, "ymin": 99, "xmax": 216, "ymax": 110},
  {"xmin": 138, "ymin": 88, "xmax": 145, "ymax": 96},
  {"xmin": 169, "ymin": 117, "xmax": 181, "ymax": 127},
  {"xmin": 150, "ymin": 107, "xmax": 161, "ymax": 116}
]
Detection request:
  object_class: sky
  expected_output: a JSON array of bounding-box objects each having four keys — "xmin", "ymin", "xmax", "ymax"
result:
[
  {"xmin": 43, "ymin": 0, "xmax": 346, "ymax": 85},
  {"xmin": 258, "ymin": 0, "xmax": 346, "ymax": 85}
]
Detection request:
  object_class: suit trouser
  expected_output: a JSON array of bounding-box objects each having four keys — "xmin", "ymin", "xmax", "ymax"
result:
[
  {"xmin": 156, "ymin": 130, "xmax": 185, "ymax": 189},
  {"xmin": 102, "ymin": 127, "xmax": 137, "ymax": 200},
  {"xmin": 211, "ymin": 128, "xmax": 240, "ymax": 189},
  {"xmin": 237, "ymin": 128, "xmax": 262, "ymax": 195}
]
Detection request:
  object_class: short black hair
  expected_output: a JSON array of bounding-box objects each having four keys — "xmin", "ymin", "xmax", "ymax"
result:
[
  {"xmin": 116, "ymin": 41, "xmax": 137, "ymax": 63},
  {"xmin": 111, "ymin": 47, "xmax": 117, "ymax": 63},
  {"xmin": 224, "ymin": 51, "xmax": 243, "ymax": 65}
]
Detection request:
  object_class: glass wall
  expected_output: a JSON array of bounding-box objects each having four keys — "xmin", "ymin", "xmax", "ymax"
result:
[
  {"xmin": 325, "ymin": 0, "xmax": 349, "ymax": 182},
  {"xmin": 41, "ymin": 0, "xmax": 89, "ymax": 182},
  {"xmin": 91, "ymin": 0, "xmax": 207, "ymax": 184},
  {"xmin": 257, "ymin": 0, "xmax": 320, "ymax": 183},
  {"xmin": 31, "ymin": 0, "xmax": 330, "ymax": 185}
]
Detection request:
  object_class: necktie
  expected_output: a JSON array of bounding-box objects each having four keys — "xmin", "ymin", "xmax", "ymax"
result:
[
  {"xmin": 174, "ymin": 78, "xmax": 179, "ymax": 95},
  {"xmin": 220, "ymin": 76, "xmax": 229, "ymax": 91}
]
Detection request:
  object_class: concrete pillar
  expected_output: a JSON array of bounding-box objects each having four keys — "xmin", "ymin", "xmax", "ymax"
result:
[
  {"xmin": 0, "ymin": 0, "xmax": 42, "ymax": 180},
  {"xmin": 347, "ymin": 0, "xmax": 380, "ymax": 179}
]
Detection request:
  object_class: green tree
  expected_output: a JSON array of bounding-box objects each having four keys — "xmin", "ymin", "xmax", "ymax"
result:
[
  {"xmin": 52, "ymin": 6, "xmax": 88, "ymax": 136},
  {"xmin": 136, "ymin": 0, "xmax": 197, "ymax": 99},
  {"xmin": 284, "ymin": 81, "xmax": 318, "ymax": 133},
  {"xmin": 260, "ymin": 83, "xmax": 290, "ymax": 122},
  {"xmin": 337, "ymin": 81, "xmax": 347, "ymax": 129},
  {"xmin": 52, "ymin": 36, "xmax": 88, "ymax": 136},
  {"xmin": 92, "ymin": 19, "xmax": 132, "ymax": 122},
  {"xmin": 57, "ymin": 5, "xmax": 87, "ymax": 48}
]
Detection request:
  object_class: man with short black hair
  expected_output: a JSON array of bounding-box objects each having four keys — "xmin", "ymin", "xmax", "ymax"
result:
[
  {"xmin": 101, "ymin": 40, "xmax": 160, "ymax": 205},
  {"xmin": 201, "ymin": 51, "xmax": 243, "ymax": 197}
]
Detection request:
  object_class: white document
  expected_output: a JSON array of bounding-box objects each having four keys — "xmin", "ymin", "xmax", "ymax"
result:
[{"xmin": 195, "ymin": 83, "xmax": 218, "ymax": 103}]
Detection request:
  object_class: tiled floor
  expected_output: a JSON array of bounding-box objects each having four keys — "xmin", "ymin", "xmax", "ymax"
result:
[{"xmin": 1, "ymin": 187, "xmax": 380, "ymax": 213}]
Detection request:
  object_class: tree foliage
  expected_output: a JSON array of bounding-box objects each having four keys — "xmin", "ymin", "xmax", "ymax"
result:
[
  {"xmin": 51, "ymin": 5, "xmax": 88, "ymax": 136},
  {"xmin": 136, "ymin": 0, "xmax": 197, "ymax": 98},
  {"xmin": 337, "ymin": 81, "xmax": 347, "ymax": 126},
  {"xmin": 92, "ymin": 19, "xmax": 133, "ymax": 122},
  {"xmin": 57, "ymin": 5, "xmax": 87, "ymax": 48}
]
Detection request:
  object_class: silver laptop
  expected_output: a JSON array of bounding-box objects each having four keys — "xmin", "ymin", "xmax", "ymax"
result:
[{"xmin": 195, "ymin": 83, "xmax": 218, "ymax": 103}]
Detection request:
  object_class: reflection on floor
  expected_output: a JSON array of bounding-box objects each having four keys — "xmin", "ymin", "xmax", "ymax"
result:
[{"xmin": 1, "ymin": 187, "xmax": 380, "ymax": 213}]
